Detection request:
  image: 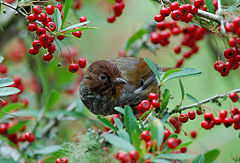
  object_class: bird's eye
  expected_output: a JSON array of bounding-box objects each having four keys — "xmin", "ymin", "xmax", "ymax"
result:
[{"xmin": 98, "ymin": 74, "xmax": 107, "ymax": 81}]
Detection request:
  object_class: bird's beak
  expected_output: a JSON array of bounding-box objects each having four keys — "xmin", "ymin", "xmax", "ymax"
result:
[{"xmin": 112, "ymin": 78, "xmax": 127, "ymax": 85}]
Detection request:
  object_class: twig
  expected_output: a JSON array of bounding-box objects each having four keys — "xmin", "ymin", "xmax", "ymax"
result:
[
  {"xmin": 169, "ymin": 88, "xmax": 240, "ymax": 114},
  {"xmin": 217, "ymin": 0, "xmax": 226, "ymax": 33}
]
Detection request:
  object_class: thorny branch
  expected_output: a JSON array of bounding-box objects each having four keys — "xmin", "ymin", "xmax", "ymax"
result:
[{"xmin": 169, "ymin": 88, "xmax": 240, "ymax": 114}]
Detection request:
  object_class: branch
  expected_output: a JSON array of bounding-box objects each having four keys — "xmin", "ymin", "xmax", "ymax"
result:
[{"xmin": 170, "ymin": 88, "xmax": 240, "ymax": 114}]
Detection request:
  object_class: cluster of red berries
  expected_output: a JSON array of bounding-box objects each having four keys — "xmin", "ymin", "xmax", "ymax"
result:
[
  {"xmin": 150, "ymin": 20, "xmax": 206, "ymax": 68},
  {"xmin": 136, "ymin": 93, "xmax": 160, "ymax": 116},
  {"xmin": 116, "ymin": 150, "xmax": 139, "ymax": 163},
  {"xmin": 0, "ymin": 121, "xmax": 34, "ymax": 146},
  {"xmin": 107, "ymin": 0, "xmax": 125, "ymax": 23},
  {"xmin": 214, "ymin": 17, "xmax": 240, "ymax": 77}
]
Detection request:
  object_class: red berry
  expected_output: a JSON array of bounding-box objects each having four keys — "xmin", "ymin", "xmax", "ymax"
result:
[
  {"xmin": 151, "ymin": 99, "xmax": 160, "ymax": 108},
  {"xmin": 150, "ymin": 32, "xmax": 161, "ymax": 44},
  {"xmin": 32, "ymin": 40, "xmax": 42, "ymax": 49},
  {"xmin": 116, "ymin": 152, "xmax": 129, "ymax": 163},
  {"xmin": 72, "ymin": 30, "xmax": 82, "ymax": 38},
  {"xmin": 33, "ymin": 5, "xmax": 42, "ymax": 15},
  {"xmin": 180, "ymin": 147, "xmax": 187, "ymax": 153},
  {"xmin": 190, "ymin": 130, "xmax": 197, "ymax": 138},
  {"xmin": 160, "ymin": 7, "xmax": 171, "ymax": 17},
  {"xmin": 188, "ymin": 111, "xmax": 196, "ymax": 120},
  {"xmin": 179, "ymin": 5, "xmax": 189, "ymax": 15},
  {"xmin": 184, "ymin": 13, "xmax": 193, "ymax": 23},
  {"xmin": 223, "ymin": 117, "xmax": 233, "ymax": 128},
  {"xmin": 78, "ymin": 58, "xmax": 86, "ymax": 68},
  {"xmin": 219, "ymin": 109, "xmax": 228, "ymax": 119},
  {"xmin": 194, "ymin": 0, "xmax": 204, "ymax": 9},
  {"xmin": 148, "ymin": 92, "xmax": 158, "ymax": 100},
  {"xmin": 171, "ymin": 10, "xmax": 181, "ymax": 21},
  {"xmin": 28, "ymin": 13, "xmax": 37, "ymax": 22},
  {"xmin": 233, "ymin": 17, "xmax": 240, "ymax": 31},
  {"xmin": 0, "ymin": 64, "xmax": 8, "ymax": 74},
  {"xmin": 225, "ymin": 23, "xmax": 234, "ymax": 32},
  {"xmin": 46, "ymin": 5, "xmax": 54, "ymax": 15},
  {"xmin": 47, "ymin": 22, "xmax": 56, "ymax": 32},
  {"xmin": 107, "ymin": 15, "xmax": 116, "ymax": 23},
  {"xmin": 167, "ymin": 137, "xmax": 178, "ymax": 149},
  {"xmin": 79, "ymin": 16, "xmax": 87, "ymax": 23},
  {"xmin": 224, "ymin": 48, "xmax": 237, "ymax": 59},
  {"xmin": 175, "ymin": 58, "xmax": 184, "ymax": 68},
  {"xmin": 141, "ymin": 130, "xmax": 151, "ymax": 142},
  {"xmin": 38, "ymin": 13, "xmax": 47, "ymax": 22},
  {"xmin": 129, "ymin": 150, "xmax": 139, "ymax": 161},
  {"xmin": 164, "ymin": 128, "xmax": 171, "ymax": 141},
  {"xmin": 230, "ymin": 107, "xmax": 239, "ymax": 117},
  {"xmin": 174, "ymin": 46, "xmax": 181, "ymax": 54},
  {"xmin": 39, "ymin": 34, "xmax": 48, "ymax": 44},
  {"xmin": 154, "ymin": 14, "xmax": 165, "ymax": 22},
  {"xmin": 179, "ymin": 113, "xmax": 188, "ymax": 123},
  {"xmin": 213, "ymin": 116, "xmax": 222, "ymax": 125},
  {"xmin": 191, "ymin": 5, "xmax": 198, "ymax": 14},
  {"xmin": 170, "ymin": 1, "xmax": 179, "ymax": 11},
  {"xmin": 57, "ymin": 34, "xmax": 65, "ymax": 40},
  {"xmin": 21, "ymin": 98, "xmax": 29, "ymax": 107},
  {"xmin": 56, "ymin": 158, "xmax": 68, "ymax": 163},
  {"xmin": 42, "ymin": 53, "xmax": 53, "ymax": 62},
  {"xmin": 140, "ymin": 100, "xmax": 151, "ymax": 111},
  {"xmin": 29, "ymin": 47, "xmax": 39, "ymax": 55},
  {"xmin": 36, "ymin": 27, "xmax": 46, "ymax": 36},
  {"xmin": 233, "ymin": 114, "xmax": 240, "ymax": 124},
  {"xmin": 68, "ymin": 63, "xmax": 79, "ymax": 73},
  {"xmin": 228, "ymin": 38, "xmax": 238, "ymax": 47},
  {"xmin": 25, "ymin": 132, "xmax": 35, "ymax": 143},
  {"xmin": 171, "ymin": 27, "xmax": 182, "ymax": 35},
  {"xmin": 27, "ymin": 23, "xmax": 38, "ymax": 32},
  {"xmin": 48, "ymin": 44, "xmax": 56, "ymax": 53},
  {"xmin": 0, "ymin": 123, "xmax": 8, "ymax": 134},
  {"xmin": 55, "ymin": 4, "xmax": 63, "ymax": 12},
  {"xmin": 229, "ymin": 92, "xmax": 239, "ymax": 102},
  {"xmin": 204, "ymin": 112, "xmax": 214, "ymax": 121}
]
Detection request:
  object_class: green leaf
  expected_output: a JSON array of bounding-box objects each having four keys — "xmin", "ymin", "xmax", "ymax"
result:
[
  {"xmin": 117, "ymin": 129, "xmax": 130, "ymax": 142},
  {"xmin": 104, "ymin": 134, "xmax": 135, "ymax": 151},
  {"xmin": 204, "ymin": 149, "xmax": 220, "ymax": 163},
  {"xmin": 97, "ymin": 115, "xmax": 117, "ymax": 132},
  {"xmin": 179, "ymin": 79, "xmax": 185, "ymax": 101},
  {"xmin": 33, "ymin": 145, "xmax": 61, "ymax": 155},
  {"xmin": 151, "ymin": 159, "xmax": 172, "ymax": 163},
  {"xmin": 62, "ymin": 0, "xmax": 73, "ymax": 26},
  {"xmin": 161, "ymin": 112, "xmax": 169, "ymax": 124},
  {"xmin": 54, "ymin": 8, "xmax": 62, "ymax": 32},
  {"xmin": 114, "ymin": 107, "xmax": 125, "ymax": 115},
  {"xmin": 61, "ymin": 22, "xmax": 91, "ymax": 32},
  {"xmin": 192, "ymin": 154, "xmax": 205, "ymax": 163},
  {"xmin": 145, "ymin": 57, "xmax": 161, "ymax": 85},
  {"xmin": 7, "ymin": 121, "xmax": 27, "ymax": 134},
  {"xmin": 157, "ymin": 153, "xmax": 195, "ymax": 160},
  {"xmin": 130, "ymin": 129, "xmax": 141, "ymax": 151},
  {"xmin": 114, "ymin": 118, "xmax": 123, "ymax": 130},
  {"xmin": 160, "ymin": 89, "xmax": 170, "ymax": 110},
  {"xmin": 164, "ymin": 68, "xmax": 202, "ymax": 81},
  {"xmin": 0, "ymin": 103, "xmax": 24, "ymax": 117},
  {"xmin": 186, "ymin": 93, "xmax": 199, "ymax": 103},
  {"xmin": 45, "ymin": 90, "xmax": 61, "ymax": 112},
  {"xmin": 150, "ymin": 118, "xmax": 164, "ymax": 148},
  {"xmin": 124, "ymin": 29, "xmax": 147, "ymax": 52},
  {"xmin": 161, "ymin": 69, "xmax": 182, "ymax": 82},
  {"xmin": 0, "ymin": 56, "xmax": 4, "ymax": 63},
  {"xmin": 0, "ymin": 87, "xmax": 20, "ymax": 96},
  {"xmin": 0, "ymin": 158, "xmax": 19, "ymax": 163},
  {"xmin": 124, "ymin": 106, "xmax": 141, "ymax": 142},
  {"xmin": 0, "ymin": 135, "xmax": 19, "ymax": 149},
  {"xmin": 205, "ymin": 0, "xmax": 215, "ymax": 13},
  {"xmin": 0, "ymin": 78, "xmax": 14, "ymax": 87}
]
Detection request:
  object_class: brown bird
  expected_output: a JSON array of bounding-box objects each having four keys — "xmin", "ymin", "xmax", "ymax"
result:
[{"xmin": 79, "ymin": 57, "xmax": 165, "ymax": 115}]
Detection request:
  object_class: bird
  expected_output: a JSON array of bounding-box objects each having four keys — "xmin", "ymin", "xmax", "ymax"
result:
[{"xmin": 79, "ymin": 57, "xmax": 165, "ymax": 115}]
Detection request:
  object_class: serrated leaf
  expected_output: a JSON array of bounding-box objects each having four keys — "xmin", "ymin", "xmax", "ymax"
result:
[
  {"xmin": 0, "ymin": 87, "xmax": 20, "ymax": 97},
  {"xmin": 124, "ymin": 106, "xmax": 141, "ymax": 143},
  {"xmin": 97, "ymin": 115, "xmax": 117, "ymax": 132},
  {"xmin": 186, "ymin": 93, "xmax": 199, "ymax": 103},
  {"xmin": 204, "ymin": 149, "xmax": 220, "ymax": 163},
  {"xmin": 0, "ymin": 78, "xmax": 14, "ymax": 87},
  {"xmin": 117, "ymin": 129, "xmax": 130, "ymax": 142},
  {"xmin": 114, "ymin": 117, "xmax": 123, "ymax": 130},
  {"xmin": 145, "ymin": 57, "xmax": 161, "ymax": 85},
  {"xmin": 192, "ymin": 154, "xmax": 205, "ymax": 163},
  {"xmin": 54, "ymin": 8, "xmax": 62, "ymax": 32},
  {"xmin": 114, "ymin": 107, "xmax": 125, "ymax": 115},
  {"xmin": 205, "ymin": 0, "xmax": 215, "ymax": 13},
  {"xmin": 104, "ymin": 134, "xmax": 135, "ymax": 151},
  {"xmin": 179, "ymin": 79, "xmax": 185, "ymax": 101},
  {"xmin": 7, "ymin": 120, "xmax": 27, "ymax": 134},
  {"xmin": 0, "ymin": 103, "xmax": 24, "ymax": 117},
  {"xmin": 161, "ymin": 69, "xmax": 181, "ymax": 82},
  {"xmin": 62, "ymin": 0, "xmax": 73, "ymax": 26},
  {"xmin": 124, "ymin": 29, "xmax": 147, "ymax": 52},
  {"xmin": 61, "ymin": 22, "xmax": 91, "ymax": 32},
  {"xmin": 33, "ymin": 145, "xmax": 61, "ymax": 155},
  {"xmin": 157, "ymin": 153, "xmax": 195, "ymax": 160},
  {"xmin": 150, "ymin": 118, "xmax": 164, "ymax": 148},
  {"xmin": 45, "ymin": 90, "xmax": 61, "ymax": 112},
  {"xmin": 161, "ymin": 89, "xmax": 170, "ymax": 110},
  {"xmin": 0, "ymin": 56, "xmax": 4, "ymax": 63},
  {"xmin": 164, "ymin": 68, "xmax": 202, "ymax": 81}
]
